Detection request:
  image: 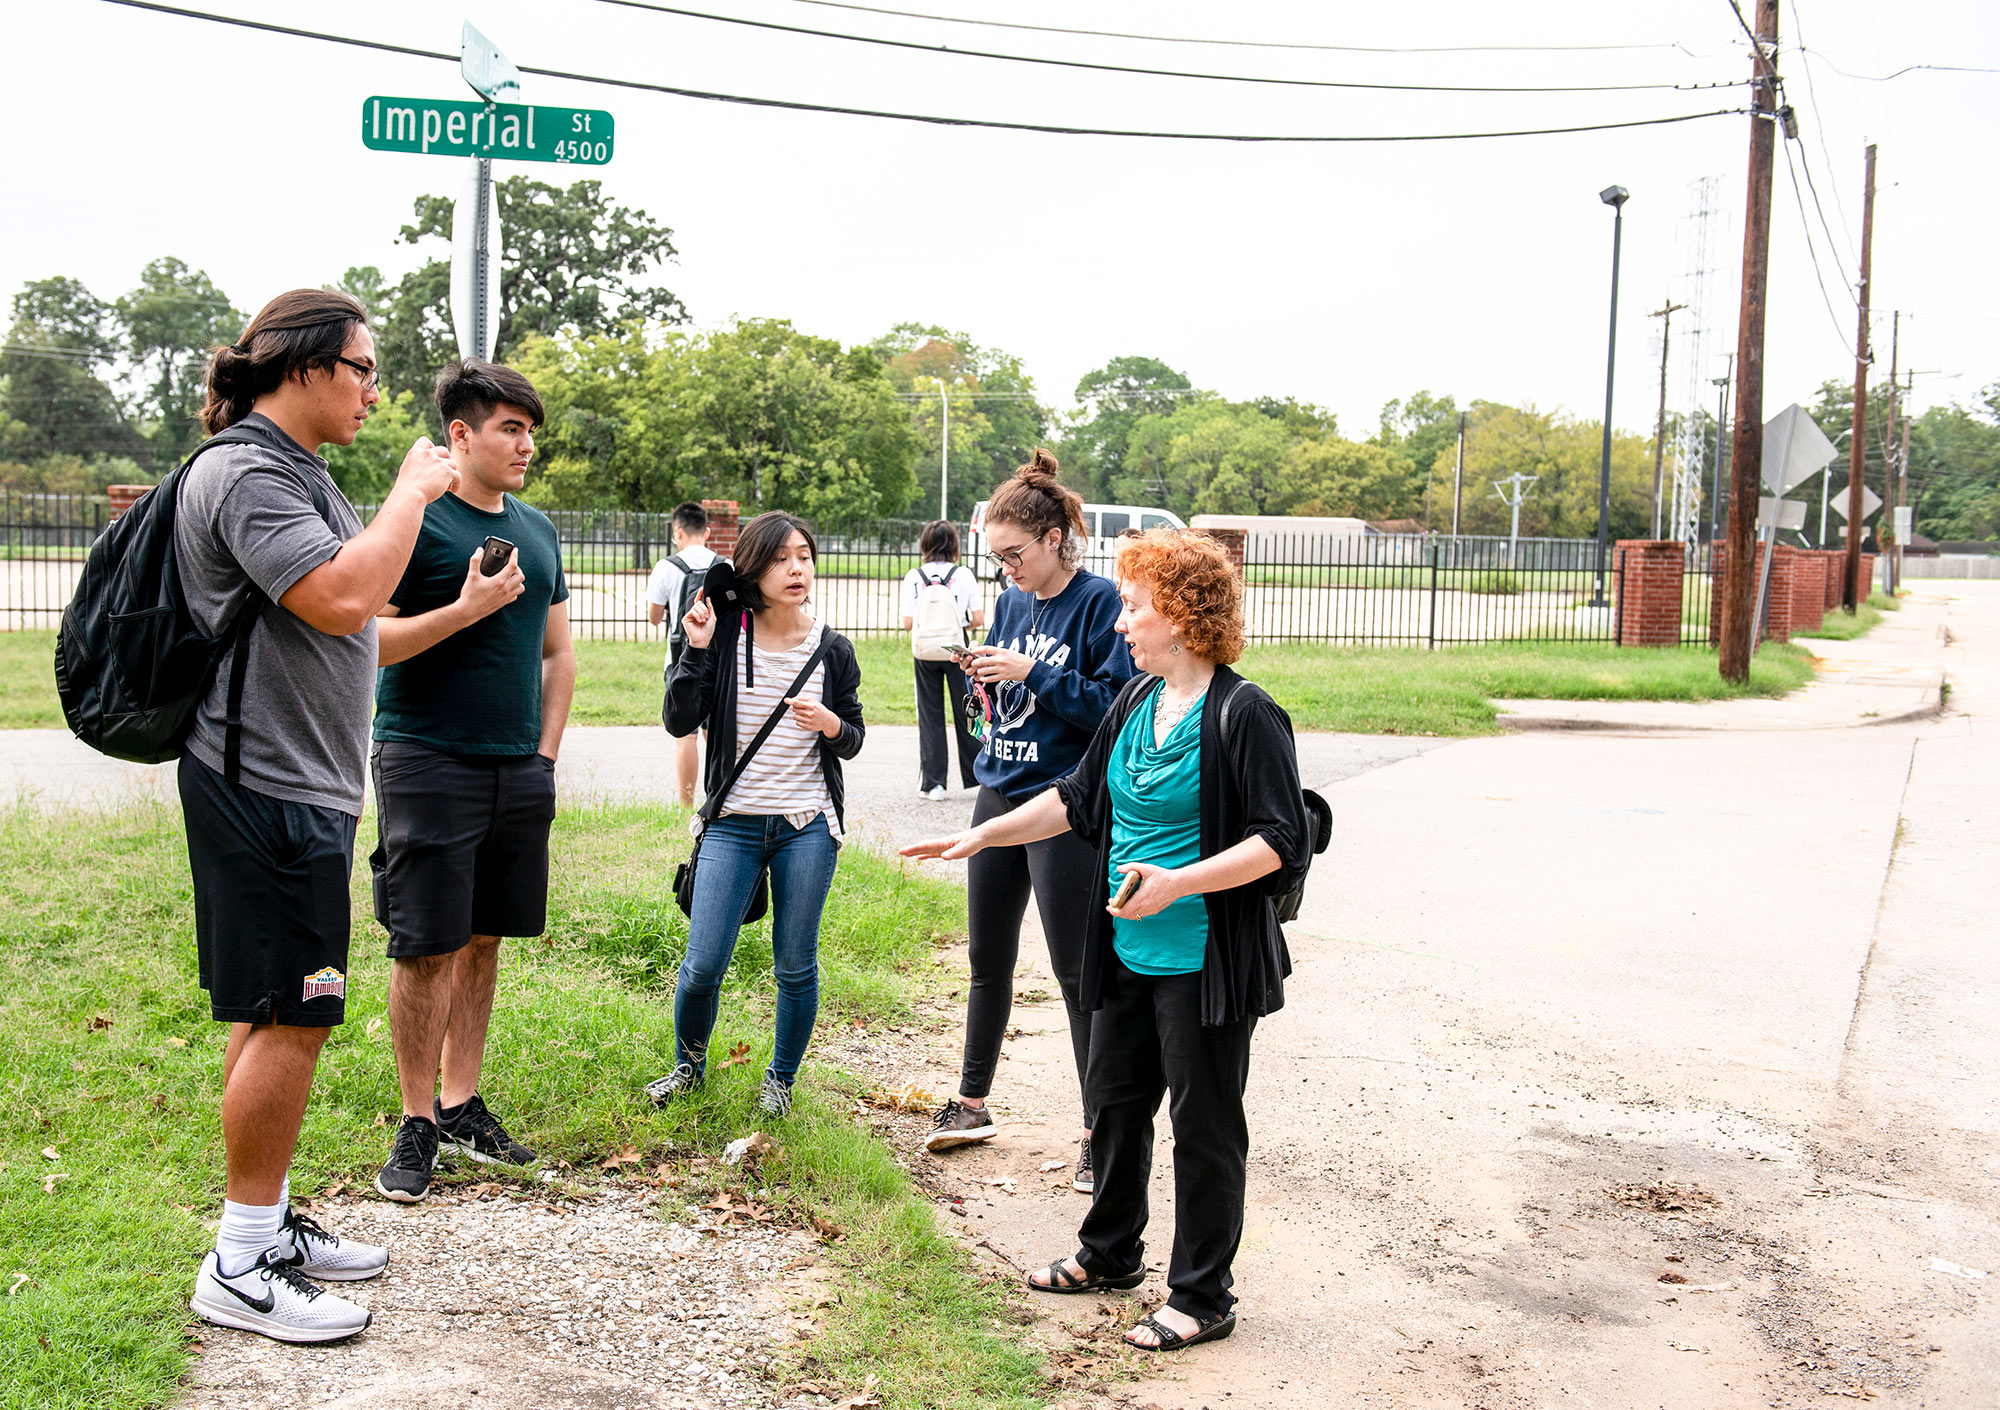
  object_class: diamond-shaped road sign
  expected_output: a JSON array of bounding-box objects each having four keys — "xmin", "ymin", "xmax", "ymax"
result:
[
  {"xmin": 1762, "ymin": 403, "xmax": 1840, "ymax": 497},
  {"xmin": 1827, "ymin": 481, "xmax": 1883, "ymax": 522}
]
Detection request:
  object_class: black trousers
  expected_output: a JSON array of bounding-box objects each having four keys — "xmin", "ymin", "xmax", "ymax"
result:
[
  {"xmin": 913, "ymin": 658, "xmax": 980, "ymax": 791},
  {"xmin": 958, "ymin": 786, "xmax": 1097, "ymax": 1124},
  {"xmin": 1077, "ymin": 951, "xmax": 1257, "ymax": 1323}
]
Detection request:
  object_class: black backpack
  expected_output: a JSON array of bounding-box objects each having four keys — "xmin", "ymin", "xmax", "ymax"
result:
[
  {"xmin": 665, "ymin": 551, "xmax": 723, "ymax": 659},
  {"xmin": 54, "ymin": 430, "xmax": 273, "ymax": 778},
  {"xmin": 1217, "ymin": 678, "xmax": 1332, "ymax": 924}
]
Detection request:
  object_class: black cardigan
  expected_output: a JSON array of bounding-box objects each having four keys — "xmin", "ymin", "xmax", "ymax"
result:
[
  {"xmin": 664, "ymin": 610, "xmax": 866, "ymax": 831},
  {"xmin": 1053, "ymin": 666, "xmax": 1312, "ymax": 1026}
]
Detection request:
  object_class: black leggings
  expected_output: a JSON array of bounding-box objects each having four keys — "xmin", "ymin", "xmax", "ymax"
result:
[{"xmin": 957, "ymin": 786, "xmax": 1097, "ymax": 1124}]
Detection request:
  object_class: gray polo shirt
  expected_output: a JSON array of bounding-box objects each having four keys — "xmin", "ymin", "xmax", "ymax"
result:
[{"xmin": 174, "ymin": 413, "xmax": 375, "ymax": 816}]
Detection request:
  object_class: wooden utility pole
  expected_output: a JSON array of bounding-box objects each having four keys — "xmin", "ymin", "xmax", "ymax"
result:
[
  {"xmin": 1718, "ymin": 0, "xmax": 1781, "ymax": 683},
  {"xmin": 1649, "ymin": 299, "xmax": 1688, "ymax": 538},
  {"xmin": 1844, "ymin": 144, "xmax": 1877, "ymax": 611}
]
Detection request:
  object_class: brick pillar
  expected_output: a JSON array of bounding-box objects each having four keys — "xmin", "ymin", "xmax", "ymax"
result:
[
  {"xmin": 1819, "ymin": 550, "xmax": 1843, "ymax": 613},
  {"xmin": 1788, "ymin": 551, "xmax": 1826, "ymax": 635},
  {"xmin": 1765, "ymin": 544, "xmax": 1796, "ymax": 643},
  {"xmin": 1613, "ymin": 539, "xmax": 1685, "ymax": 647},
  {"xmin": 106, "ymin": 485, "xmax": 150, "ymax": 519},
  {"xmin": 701, "ymin": 499, "xmax": 740, "ymax": 558},
  {"xmin": 1710, "ymin": 541, "xmax": 1797, "ymax": 643},
  {"xmin": 1861, "ymin": 552, "xmax": 1878, "ymax": 600},
  {"xmin": 1201, "ymin": 526, "xmax": 1247, "ymax": 576}
]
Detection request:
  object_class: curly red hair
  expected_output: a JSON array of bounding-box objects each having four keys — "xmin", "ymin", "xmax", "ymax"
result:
[{"xmin": 1115, "ymin": 529, "xmax": 1246, "ymax": 665}]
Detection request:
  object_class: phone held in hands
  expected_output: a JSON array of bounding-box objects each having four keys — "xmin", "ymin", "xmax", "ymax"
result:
[
  {"xmin": 1112, "ymin": 869, "xmax": 1141, "ymax": 911},
  {"xmin": 478, "ymin": 536, "xmax": 515, "ymax": 577}
]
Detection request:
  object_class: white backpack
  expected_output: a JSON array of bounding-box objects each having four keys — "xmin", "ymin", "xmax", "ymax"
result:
[{"xmin": 910, "ymin": 567, "xmax": 968, "ymax": 661}]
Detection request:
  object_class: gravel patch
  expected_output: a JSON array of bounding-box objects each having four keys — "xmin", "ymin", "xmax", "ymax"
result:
[{"xmin": 180, "ymin": 1184, "xmax": 838, "ymax": 1410}]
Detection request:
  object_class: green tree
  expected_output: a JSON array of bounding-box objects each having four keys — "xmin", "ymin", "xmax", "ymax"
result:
[
  {"xmin": 1060, "ymin": 356, "xmax": 1196, "ymax": 500},
  {"xmin": 1909, "ymin": 391, "xmax": 2000, "ymax": 541},
  {"xmin": 1438, "ymin": 402, "xmax": 1653, "ymax": 540},
  {"xmin": 1373, "ymin": 390, "xmax": 1460, "ymax": 525},
  {"xmin": 515, "ymin": 318, "xmax": 918, "ymax": 519},
  {"xmin": 116, "ymin": 257, "xmax": 244, "ymax": 465},
  {"xmin": 1121, "ymin": 401, "xmax": 1292, "ymax": 515},
  {"xmin": 0, "ymin": 277, "xmax": 142, "ymax": 467},
  {"xmin": 869, "ymin": 324, "xmax": 1047, "ymax": 519},
  {"xmin": 356, "ymin": 177, "xmax": 686, "ymax": 427}
]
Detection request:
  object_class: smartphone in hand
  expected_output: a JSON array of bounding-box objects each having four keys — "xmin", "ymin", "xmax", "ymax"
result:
[
  {"xmin": 479, "ymin": 536, "xmax": 516, "ymax": 577},
  {"xmin": 1111, "ymin": 869, "xmax": 1142, "ymax": 910}
]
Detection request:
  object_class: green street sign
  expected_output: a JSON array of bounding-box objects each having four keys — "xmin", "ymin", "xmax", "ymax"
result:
[{"xmin": 360, "ymin": 96, "xmax": 614, "ymax": 165}]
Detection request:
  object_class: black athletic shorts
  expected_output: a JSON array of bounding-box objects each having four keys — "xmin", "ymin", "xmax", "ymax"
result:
[
  {"xmin": 369, "ymin": 742, "xmax": 557, "ymax": 958},
  {"xmin": 178, "ymin": 753, "xmax": 359, "ymax": 1027}
]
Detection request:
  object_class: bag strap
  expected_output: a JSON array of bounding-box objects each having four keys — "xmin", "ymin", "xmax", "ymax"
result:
[
  {"xmin": 699, "ymin": 636, "xmax": 834, "ymax": 825},
  {"xmin": 182, "ymin": 429, "xmax": 282, "ymax": 786},
  {"xmin": 667, "ymin": 553, "xmax": 690, "ymax": 573}
]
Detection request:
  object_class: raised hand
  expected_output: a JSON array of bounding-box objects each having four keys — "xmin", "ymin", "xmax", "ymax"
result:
[
  {"xmin": 396, "ymin": 436, "xmax": 460, "ymax": 503},
  {"xmin": 682, "ymin": 591, "xmax": 717, "ymax": 650}
]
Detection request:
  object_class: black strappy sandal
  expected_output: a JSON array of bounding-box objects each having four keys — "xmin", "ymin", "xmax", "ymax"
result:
[
  {"xmin": 1025, "ymin": 1258, "xmax": 1146, "ymax": 1294},
  {"xmin": 1123, "ymin": 1309, "xmax": 1237, "ymax": 1352}
]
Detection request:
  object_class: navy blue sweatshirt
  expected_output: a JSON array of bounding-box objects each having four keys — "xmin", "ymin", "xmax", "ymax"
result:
[{"xmin": 974, "ymin": 570, "xmax": 1135, "ymax": 799}]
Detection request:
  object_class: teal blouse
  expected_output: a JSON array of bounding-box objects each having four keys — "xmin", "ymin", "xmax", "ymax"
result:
[{"xmin": 1107, "ymin": 685, "xmax": 1208, "ymax": 975}]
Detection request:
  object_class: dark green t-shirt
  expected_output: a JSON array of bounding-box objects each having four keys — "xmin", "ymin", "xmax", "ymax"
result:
[{"xmin": 372, "ymin": 492, "xmax": 569, "ymax": 756}]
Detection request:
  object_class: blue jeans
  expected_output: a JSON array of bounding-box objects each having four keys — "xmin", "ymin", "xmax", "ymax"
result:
[{"xmin": 674, "ymin": 812, "xmax": 839, "ymax": 1085}]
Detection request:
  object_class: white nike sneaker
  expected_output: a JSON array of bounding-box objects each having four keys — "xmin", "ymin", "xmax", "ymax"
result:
[
  {"xmin": 190, "ymin": 1249, "xmax": 371, "ymax": 1343},
  {"xmin": 279, "ymin": 1206, "xmax": 388, "ymax": 1282}
]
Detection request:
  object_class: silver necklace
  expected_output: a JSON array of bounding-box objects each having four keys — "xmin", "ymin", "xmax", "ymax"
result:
[{"xmin": 1152, "ymin": 685, "xmax": 1203, "ymax": 743}]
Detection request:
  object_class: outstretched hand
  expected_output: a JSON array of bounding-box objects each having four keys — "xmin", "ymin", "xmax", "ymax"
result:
[{"xmin": 900, "ymin": 831, "xmax": 985, "ymax": 862}]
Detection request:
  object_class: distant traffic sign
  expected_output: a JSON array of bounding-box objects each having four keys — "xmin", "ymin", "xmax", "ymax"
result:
[{"xmin": 360, "ymin": 96, "xmax": 614, "ymax": 165}]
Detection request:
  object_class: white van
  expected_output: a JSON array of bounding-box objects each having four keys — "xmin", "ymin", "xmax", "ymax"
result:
[{"xmin": 968, "ymin": 500, "xmax": 1187, "ymax": 581}]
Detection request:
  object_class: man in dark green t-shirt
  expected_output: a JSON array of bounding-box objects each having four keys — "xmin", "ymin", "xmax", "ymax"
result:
[{"xmin": 368, "ymin": 360, "xmax": 575, "ymax": 1202}]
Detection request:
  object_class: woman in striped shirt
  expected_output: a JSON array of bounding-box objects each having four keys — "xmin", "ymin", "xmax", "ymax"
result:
[{"xmin": 648, "ymin": 512, "xmax": 866, "ymax": 1116}]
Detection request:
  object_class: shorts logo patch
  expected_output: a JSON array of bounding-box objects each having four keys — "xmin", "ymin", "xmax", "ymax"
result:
[{"xmin": 302, "ymin": 966, "xmax": 346, "ymax": 1001}]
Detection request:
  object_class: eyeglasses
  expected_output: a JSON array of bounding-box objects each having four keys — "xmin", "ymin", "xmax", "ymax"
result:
[{"xmin": 334, "ymin": 356, "xmax": 381, "ymax": 392}]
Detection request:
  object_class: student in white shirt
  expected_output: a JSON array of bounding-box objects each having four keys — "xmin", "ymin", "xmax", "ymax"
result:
[
  {"xmin": 900, "ymin": 520, "xmax": 985, "ymax": 800},
  {"xmin": 646, "ymin": 502, "xmax": 723, "ymax": 806}
]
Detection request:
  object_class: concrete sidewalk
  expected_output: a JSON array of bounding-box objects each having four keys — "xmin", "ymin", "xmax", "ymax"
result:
[{"xmin": 1496, "ymin": 583, "xmax": 1966, "ymax": 734}]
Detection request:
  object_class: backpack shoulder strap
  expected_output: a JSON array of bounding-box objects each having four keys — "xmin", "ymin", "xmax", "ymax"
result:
[
  {"xmin": 666, "ymin": 553, "xmax": 690, "ymax": 573},
  {"xmin": 700, "ymin": 637, "xmax": 833, "ymax": 824}
]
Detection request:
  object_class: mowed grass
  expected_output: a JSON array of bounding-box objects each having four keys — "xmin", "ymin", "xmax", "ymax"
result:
[
  {"xmin": 1, "ymin": 624, "xmax": 1833, "ymax": 741},
  {"xmin": 0, "ymin": 633, "xmax": 62, "ymax": 729},
  {"xmin": 1795, "ymin": 591, "xmax": 1900, "ymax": 642},
  {"xmin": 0, "ymin": 802, "xmax": 1043, "ymax": 1410},
  {"xmin": 1239, "ymin": 640, "xmax": 1821, "ymax": 736}
]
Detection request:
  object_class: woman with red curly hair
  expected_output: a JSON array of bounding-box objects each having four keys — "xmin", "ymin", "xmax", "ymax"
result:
[{"xmin": 904, "ymin": 528, "xmax": 1311, "ymax": 1352}]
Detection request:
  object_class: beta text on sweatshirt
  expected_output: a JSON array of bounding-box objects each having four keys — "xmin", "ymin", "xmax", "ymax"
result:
[{"xmin": 974, "ymin": 570, "xmax": 1136, "ymax": 799}]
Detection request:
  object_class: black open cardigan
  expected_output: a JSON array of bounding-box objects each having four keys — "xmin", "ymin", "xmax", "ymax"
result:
[
  {"xmin": 1053, "ymin": 665, "xmax": 1313, "ymax": 1027},
  {"xmin": 664, "ymin": 609, "xmax": 866, "ymax": 831}
]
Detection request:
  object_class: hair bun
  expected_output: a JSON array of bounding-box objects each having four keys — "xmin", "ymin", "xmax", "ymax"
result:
[{"xmin": 1015, "ymin": 447, "xmax": 1060, "ymax": 484}]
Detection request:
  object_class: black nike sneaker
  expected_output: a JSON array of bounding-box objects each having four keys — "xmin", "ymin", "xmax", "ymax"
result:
[
  {"xmin": 375, "ymin": 1113, "xmax": 440, "ymax": 1203},
  {"xmin": 435, "ymin": 1094, "xmax": 537, "ymax": 1167}
]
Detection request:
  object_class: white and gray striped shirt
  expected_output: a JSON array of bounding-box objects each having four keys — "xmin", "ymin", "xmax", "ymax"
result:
[{"xmin": 719, "ymin": 620, "xmax": 840, "ymax": 841}]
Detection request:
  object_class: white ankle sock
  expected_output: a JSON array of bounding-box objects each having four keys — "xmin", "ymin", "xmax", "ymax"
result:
[{"xmin": 216, "ymin": 1198, "xmax": 285, "ymax": 1276}]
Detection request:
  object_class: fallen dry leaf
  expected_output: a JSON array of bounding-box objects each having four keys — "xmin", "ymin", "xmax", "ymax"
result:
[
  {"xmin": 6, "ymin": 1274, "xmax": 31, "ymax": 1296},
  {"xmin": 600, "ymin": 1145, "xmax": 644, "ymax": 1172},
  {"xmin": 831, "ymin": 1373, "xmax": 882, "ymax": 1409},
  {"xmin": 165, "ymin": 1037, "xmax": 188, "ymax": 1048},
  {"xmin": 719, "ymin": 1040, "xmax": 754, "ymax": 1069},
  {"xmin": 40, "ymin": 1147, "xmax": 59, "ymax": 1161},
  {"xmin": 857, "ymin": 1081, "xmax": 936, "ymax": 1114},
  {"xmin": 1607, "ymin": 1181, "xmax": 1719, "ymax": 1215},
  {"xmin": 86, "ymin": 1014, "xmax": 113, "ymax": 1032},
  {"xmin": 43, "ymin": 1173, "xmax": 68, "ymax": 1195}
]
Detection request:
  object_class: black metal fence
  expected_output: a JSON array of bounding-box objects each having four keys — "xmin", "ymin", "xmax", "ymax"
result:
[{"xmin": 2, "ymin": 491, "xmax": 1718, "ymax": 648}]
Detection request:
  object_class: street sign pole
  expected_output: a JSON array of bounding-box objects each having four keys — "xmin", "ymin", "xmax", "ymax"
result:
[{"xmin": 458, "ymin": 22, "xmax": 522, "ymax": 364}]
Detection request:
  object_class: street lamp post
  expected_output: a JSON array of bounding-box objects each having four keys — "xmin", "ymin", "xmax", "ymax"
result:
[
  {"xmin": 1591, "ymin": 185, "xmax": 1629, "ymax": 607},
  {"xmin": 1709, "ymin": 363, "xmax": 1731, "ymax": 545},
  {"xmin": 930, "ymin": 376, "xmax": 950, "ymax": 522}
]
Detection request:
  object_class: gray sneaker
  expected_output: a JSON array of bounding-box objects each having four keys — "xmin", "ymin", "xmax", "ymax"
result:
[
  {"xmin": 644, "ymin": 1062, "xmax": 703, "ymax": 1106},
  {"xmin": 757, "ymin": 1075, "xmax": 794, "ymax": 1117},
  {"xmin": 1071, "ymin": 1135, "xmax": 1094, "ymax": 1194},
  {"xmin": 925, "ymin": 1099, "xmax": 997, "ymax": 1152}
]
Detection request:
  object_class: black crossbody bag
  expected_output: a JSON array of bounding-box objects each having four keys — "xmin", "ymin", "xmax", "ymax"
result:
[{"xmin": 672, "ymin": 638, "xmax": 833, "ymax": 923}]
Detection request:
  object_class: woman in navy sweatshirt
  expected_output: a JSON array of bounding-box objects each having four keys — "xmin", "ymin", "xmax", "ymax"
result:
[{"xmin": 922, "ymin": 452, "xmax": 1134, "ymax": 1186}]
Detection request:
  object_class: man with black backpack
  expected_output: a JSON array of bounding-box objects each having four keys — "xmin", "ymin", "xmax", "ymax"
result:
[
  {"xmin": 170, "ymin": 290, "xmax": 458, "ymax": 1343},
  {"xmin": 646, "ymin": 501, "xmax": 726, "ymax": 806}
]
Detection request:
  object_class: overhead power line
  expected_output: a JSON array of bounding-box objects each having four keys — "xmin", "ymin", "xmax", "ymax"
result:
[
  {"xmin": 1778, "ymin": 138, "xmax": 1853, "ymax": 350},
  {"xmin": 785, "ymin": 0, "xmax": 1734, "ymax": 57},
  {"xmin": 1784, "ymin": 0, "xmax": 1855, "ymax": 257},
  {"xmin": 586, "ymin": 0, "xmax": 1742, "ymax": 95},
  {"xmin": 1796, "ymin": 49, "xmax": 2000, "ymax": 81},
  {"xmin": 99, "ymin": 1, "xmax": 1748, "ymax": 144}
]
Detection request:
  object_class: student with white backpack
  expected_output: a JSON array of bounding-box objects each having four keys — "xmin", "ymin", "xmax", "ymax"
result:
[{"xmin": 900, "ymin": 520, "xmax": 984, "ymax": 800}]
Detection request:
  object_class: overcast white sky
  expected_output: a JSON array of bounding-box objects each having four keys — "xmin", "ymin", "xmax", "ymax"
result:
[{"xmin": 6, "ymin": 0, "xmax": 1995, "ymax": 435}]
